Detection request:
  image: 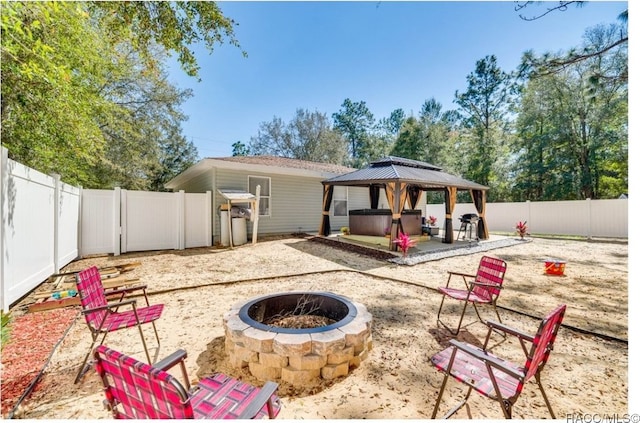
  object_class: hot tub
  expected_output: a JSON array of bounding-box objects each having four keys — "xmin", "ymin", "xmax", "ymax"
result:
[{"xmin": 348, "ymin": 209, "xmax": 422, "ymax": 236}]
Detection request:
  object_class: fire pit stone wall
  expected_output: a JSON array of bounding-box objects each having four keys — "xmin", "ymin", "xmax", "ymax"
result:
[{"xmin": 223, "ymin": 293, "xmax": 373, "ymax": 386}]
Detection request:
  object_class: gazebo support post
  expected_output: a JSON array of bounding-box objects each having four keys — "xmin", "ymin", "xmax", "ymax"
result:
[{"xmin": 443, "ymin": 186, "xmax": 457, "ymax": 244}]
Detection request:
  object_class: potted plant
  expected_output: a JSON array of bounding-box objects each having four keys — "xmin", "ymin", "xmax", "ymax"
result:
[
  {"xmin": 515, "ymin": 221, "xmax": 529, "ymax": 240},
  {"xmin": 384, "ymin": 226, "xmax": 391, "ymax": 238},
  {"xmin": 340, "ymin": 226, "xmax": 350, "ymax": 236},
  {"xmin": 426, "ymin": 215, "xmax": 439, "ymax": 236},
  {"xmin": 393, "ymin": 232, "xmax": 417, "ymax": 257}
]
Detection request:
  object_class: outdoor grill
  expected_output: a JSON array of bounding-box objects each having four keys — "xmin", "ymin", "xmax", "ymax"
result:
[
  {"xmin": 459, "ymin": 213, "xmax": 479, "ymax": 224},
  {"xmin": 457, "ymin": 213, "xmax": 479, "ymax": 241}
]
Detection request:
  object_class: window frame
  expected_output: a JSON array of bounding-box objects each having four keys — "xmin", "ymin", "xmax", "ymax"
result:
[
  {"xmin": 248, "ymin": 175, "xmax": 271, "ymax": 217},
  {"xmin": 332, "ymin": 185, "xmax": 348, "ymax": 217}
]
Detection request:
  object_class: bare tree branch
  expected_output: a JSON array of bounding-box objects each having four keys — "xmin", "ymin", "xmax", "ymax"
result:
[{"xmin": 515, "ymin": 1, "xmax": 585, "ymax": 21}]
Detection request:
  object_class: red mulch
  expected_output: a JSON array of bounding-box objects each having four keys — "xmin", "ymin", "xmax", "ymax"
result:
[{"xmin": 1, "ymin": 308, "xmax": 78, "ymax": 417}]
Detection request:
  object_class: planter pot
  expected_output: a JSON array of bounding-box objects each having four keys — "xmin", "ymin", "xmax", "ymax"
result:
[{"xmin": 429, "ymin": 227, "xmax": 439, "ymax": 236}]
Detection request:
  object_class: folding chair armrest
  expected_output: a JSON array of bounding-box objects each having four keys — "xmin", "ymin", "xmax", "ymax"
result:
[
  {"xmin": 470, "ymin": 281, "xmax": 502, "ymax": 290},
  {"xmin": 449, "ymin": 340, "xmax": 524, "ymax": 380},
  {"xmin": 237, "ymin": 381, "xmax": 280, "ymax": 419},
  {"xmin": 106, "ymin": 284, "xmax": 149, "ymax": 296},
  {"xmin": 82, "ymin": 299, "xmax": 138, "ymax": 315},
  {"xmin": 106, "ymin": 298, "xmax": 137, "ymax": 309},
  {"xmin": 485, "ymin": 320, "xmax": 534, "ymax": 342},
  {"xmin": 447, "ymin": 271, "xmax": 476, "ymax": 279},
  {"xmin": 152, "ymin": 349, "xmax": 191, "ymax": 391},
  {"xmin": 444, "ymin": 271, "xmax": 475, "ymax": 289},
  {"xmin": 153, "ymin": 349, "xmax": 187, "ymax": 371}
]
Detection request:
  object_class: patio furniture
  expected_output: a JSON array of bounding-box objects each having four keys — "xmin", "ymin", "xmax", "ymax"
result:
[
  {"xmin": 74, "ymin": 266, "xmax": 164, "ymax": 384},
  {"xmin": 436, "ymin": 256, "xmax": 507, "ymax": 335},
  {"xmin": 94, "ymin": 345, "xmax": 282, "ymax": 419},
  {"xmin": 430, "ymin": 304, "xmax": 566, "ymax": 419}
]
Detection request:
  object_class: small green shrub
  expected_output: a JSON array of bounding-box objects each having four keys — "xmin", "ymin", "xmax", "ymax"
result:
[{"xmin": 1, "ymin": 311, "xmax": 12, "ymax": 350}]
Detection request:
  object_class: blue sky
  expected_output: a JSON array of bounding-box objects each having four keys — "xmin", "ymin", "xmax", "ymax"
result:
[{"xmin": 166, "ymin": 1, "xmax": 628, "ymax": 159}]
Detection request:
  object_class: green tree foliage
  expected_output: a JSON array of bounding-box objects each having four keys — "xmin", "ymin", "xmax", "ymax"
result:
[
  {"xmin": 93, "ymin": 45, "xmax": 197, "ymax": 190},
  {"xmin": 88, "ymin": 2, "xmax": 244, "ymax": 79},
  {"xmin": 1, "ymin": 2, "xmax": 111, "ymax": 185},
  {"xmin": 232, "ymin": 141, "xmax": 250, "ymax": 156},
  {"xmin": 1, "ymin": 1, "xmax": 234, "ymax": 189},
  {"xmin": 377, "ymin": 108, "xmax": 406, "ymax": 141},
  {"xmin": 418, "ymin": 98, "xmax": 460, "ymax": 171},
  {"xmin": 332, "ymin": 99, "xmax": 375, "ymax": 166},
  {"xmin": 454, "ymin": 55, "xmax": 513, "ymax": 199},
  {"xmin": 249, "ymin": 109, "xmax": 348, "ymax": 165},
  {"xmin": 513, "ymin": 24, "xmax": 628, "ymax": 200},
  {"xmin": 390, "ymin": 117, "xmax": 426, "ymax": 160}
]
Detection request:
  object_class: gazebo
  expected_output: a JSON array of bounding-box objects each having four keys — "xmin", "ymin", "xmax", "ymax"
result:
[{"xmin": 318, "ymin": 156, "xmax": 489, "ymax": 251}]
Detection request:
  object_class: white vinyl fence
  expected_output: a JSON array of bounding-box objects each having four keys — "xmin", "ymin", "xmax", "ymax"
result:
[
  {"xmin": 1, "ymin": 147, "xmax": 80, "ymax": 310},
  {"xmin": 81, "ymin": 188, "xmax": 212, "ymax": 256},
  {"xmin": 2, "ymin": 147, "xmax": 213, "ymax": 310},
  {"xmin": 424, "ymin": 199, "xmax": 628, "ymax": 238}
]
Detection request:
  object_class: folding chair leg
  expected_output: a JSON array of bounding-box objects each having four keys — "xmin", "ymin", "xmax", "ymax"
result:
[
  {"xmin": 74, "ymin": 331, "xmax": 109, "ymax": 384},
  {"xmin": 471, "ymin": 302, "xmax": 485, "ymax": 323},
  {"xmin": 74, "ymin": 349, "xmax": 94, "ymax": 384},
  {"xmin": 535, "ymin": 374, "xmax": 556, "ymax": 419},
  {"xmin": 431, "ymin": 373, "xmax": 449, "ymax": 418},
  {"xmin": 432, "ymin": 375, "xmax": 473, "ymax": 420},
  {"xmin": 137, "ymin": 321, "xmax": 162, "ymax": 365},
  {"xmin": 492, "ymin": 303, "xmax": 502, "ymax": 323},
  {"xmin": 437, "ymin": 296, "xmax": 469, "ymax": 336},
  {"xmin": 499, "ymin": 400, "xmax": 513, "ymax": 419}
]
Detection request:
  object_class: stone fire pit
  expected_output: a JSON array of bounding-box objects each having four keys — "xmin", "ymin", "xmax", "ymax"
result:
[{"xmin": 223, "ymin": 291, "xmax": 373, "ymax": 386}]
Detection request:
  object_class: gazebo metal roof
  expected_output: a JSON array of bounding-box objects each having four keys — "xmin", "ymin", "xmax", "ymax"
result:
[{"xmin": 322, "ymin": 156, "xmax": 488, "ymax": 190}]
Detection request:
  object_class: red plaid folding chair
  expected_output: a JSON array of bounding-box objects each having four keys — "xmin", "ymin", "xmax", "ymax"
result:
[
  {"xmin": 94, "ymin": 345, "xmax": 282, "ymax": 419},
  {"xmin": 430, "ymin": 304, "xmax": 566, "ymax": 419},
  {"xmin": 436, "ymin": 255, "xmax": 507, "ymax": 335},
  {"xmin": 74, "ymin": 266, "xmax": 164, "ymax": 383}
]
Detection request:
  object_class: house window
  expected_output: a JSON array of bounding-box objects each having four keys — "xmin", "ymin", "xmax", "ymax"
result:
[
  {"xmin": 333, "ymin": 186, "xmax": 347, "ymax": 217},
  {"xmin": 249, "ymin": 176, "xmax": 271, "ymax": 216}
]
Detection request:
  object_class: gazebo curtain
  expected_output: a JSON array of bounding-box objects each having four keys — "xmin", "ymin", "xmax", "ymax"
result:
[
  {"xmin": 369, "ymin": 185, "xmax": 380, "ymax": 209},
  {"xmin": 407, "ymin": 185, "xmax": 423, "ymax": 210},
  {"xmin": 443, "ymin": 186, "xmax": 457, "ymax": 243},
  {"xmin": 384, "ymin": 182, "xmax": 408, "ymax": 250},
  {"xmin": 471, "ymin": 189, "xmax": 489, "ymax": 239},
  {"xmin": 318, "ymin": 184, "xmax": 334, "ymax": 236}
]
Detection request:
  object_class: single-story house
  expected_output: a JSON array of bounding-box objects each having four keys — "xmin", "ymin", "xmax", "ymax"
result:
[{"xmin": 165, "ymin": 156, "xmax": 430, "ymax": 245}]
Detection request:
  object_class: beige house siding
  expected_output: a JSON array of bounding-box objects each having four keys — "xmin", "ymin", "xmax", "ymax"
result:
[
  {"xmin": 170, "ymin": 165, "xmax": 429, "ymax": 243},
  {"xmin": 172, "ymin": 168, "xmax": 214, "ymax": 193}
]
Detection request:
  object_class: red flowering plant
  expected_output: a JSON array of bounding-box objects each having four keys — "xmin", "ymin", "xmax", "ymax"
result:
[
  {"xmin": 393, "ymin": 232, "xmax": 417, "ymax": 257},
  {"xmin": 515, "ymin": 221, "xmax": 529, "ymax": 239},
  {"xmin": 427, "ymin": 215, "xmax": 437, "ymax": 226}
]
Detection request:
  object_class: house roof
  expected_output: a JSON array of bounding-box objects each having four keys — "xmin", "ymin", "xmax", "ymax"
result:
[
  {"xmin": 212, "ymin": 156, "xmax": 354, "ymax": 174},
  {"xmin": 322, "ymin": 156, "xmax": 489, "ymax": 191},
  {"xmin": 165, "ymin": 155, "xmax": 355, "ymax": 190}
]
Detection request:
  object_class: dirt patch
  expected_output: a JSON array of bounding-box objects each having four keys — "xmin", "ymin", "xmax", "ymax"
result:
[
  {"xmin": 307, "ymin": 235, "xmax": 397, "ymax": 260},
  {"xmin": 6, "ymin": 235, "xmax": 629, "ymax": 419}
]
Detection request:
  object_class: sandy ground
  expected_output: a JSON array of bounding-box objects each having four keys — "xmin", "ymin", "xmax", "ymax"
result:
[{"xmin": 11, "ymin": 235, "xmax": 629, "ymax": 419}]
